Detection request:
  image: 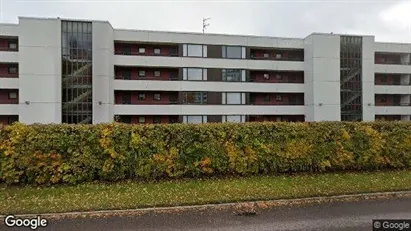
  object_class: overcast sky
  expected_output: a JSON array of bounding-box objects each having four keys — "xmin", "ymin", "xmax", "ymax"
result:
[{"xmin": 0, "ymin": 0, "xmax": 410, "ymax": 42}]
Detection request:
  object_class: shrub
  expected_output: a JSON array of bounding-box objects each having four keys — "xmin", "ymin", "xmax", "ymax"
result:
[{"xmin": 0, "ymin": 121, "xmax": 410, "ymax": 185}]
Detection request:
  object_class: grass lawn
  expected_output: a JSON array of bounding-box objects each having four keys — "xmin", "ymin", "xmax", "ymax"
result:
[{"xmin": 1, "ymin": 170, "xmax": 411, "ymax": 214}]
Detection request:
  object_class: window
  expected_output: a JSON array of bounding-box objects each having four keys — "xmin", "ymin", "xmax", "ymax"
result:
[
  {"xmin": 153, "ymin": 116, "xmax": 161, "ymax": 124},
  {"xmin": 222, "ymin": 69, "xmax": 242, "ymax": 82},
  {"xmin": 122, "ymin": 93, "xmax": 131, "ymax": 104},
  {"xmin": 123, "ymin": 45, "xmax": 131, "ymax": 55},
  {"xmin": 263, "ymin": 53, "xmax": 269, "ymax": 58},
  {"xmin": 263, "ymin": 94, "xmax": 270, "ymax": 102},
  {"xmin": 226, "ymin": 93, "xmax": 242, "ymax": 104},
  {"xmin": 138, "ymin": 116, "xmax": 145, "ymax": 123},
  {"xmin": 170, "ymin": 71, "xmax": 178, "ymax": 80},
  {"xmin": 276, "ymin": 95, "xmax": 283, "ymax": 101},
  {"xmin": 138, "ymin": 93, "xmax": 146, "ymax": 100},
  {"xmin": 185, "ymin": 68, "xmax": 203, "ymax": 81},
  {"xmin": 225, "ymin": 115, "xmax": 242, "ymax": 123},
  {"xmin": 381, "ymin": 76, "xmax": 387, "ymax": 83},
  {"xmin": 123, "ymin": 70, "xmax": 131, "ymax": 80},
  {"xmin": 263, "ymin": 73, "xmax": 270, "ymax": 80},
  {"xmin": 138, "ymin": 47, "xmax": 146, "ymax": 54},
  {"xmin": 153, "ymin": 93, "xmax": 161, "ymax": 101},
  {"xmin": 8, "ymin": 92, "xmax": 17, "ymax": 99},
  {"xmin": 222, "ymin": 46, "xmax": 243, "ymax": 59},
  {"xmin": 184, "ymin": 92, "xmax": 207, "ymax": 104},
  {"xmin": 275, "ymin": 53, "xmax": 282, "ymax": 59},
  {"xmin": 154, "ymin": 48, "xmax": 161, "ymax": 54},
  {"xmin": 8, "ymin": 41, "xmax": 17, "ymax": 50},
  {"xmin": 276, "ymin": 74, "xmax": 282, "ymax": 80},
  {"xmin": 154, "ymin": 71, "xmax": 161, "ymax": 77},
  {"xmin": 381, "ymin": 96, "xmax": 387, "ymax": 103},
  {"xmin": 185, "ymin": 44, "xmax": 203, "ymax": 57},
  {"xmin": 170, "ymin": 47, "xmax": 178, "ymax": 56},
  {"xmin": 8, "ymin": 67, "xmax": 17, "ymax": 74},
  {"xmin": 139, "ymin": 70, "xmax": 146, "ymax": 77},
  {"xmin": 186, "ymin": 116, "xmax": 203, "ymax": 124},
  {"xmin": 8, "ymin": 116, "xmax": 18, "ymax": 125}
]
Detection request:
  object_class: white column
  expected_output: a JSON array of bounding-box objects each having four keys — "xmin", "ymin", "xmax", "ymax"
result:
[
  {"xmin": 92, "ymin": 21, "xmax": 114, "ymax": 123},
  {"xmin": 18, "ymin": 18, "xmax": 62, "ymax": 124},
  {"xmin": 362, "ymin": 36, "xmax": 376, "ymax": 121},
  {"xmin": 304, "ymin": 34, "xmax": 340, "ymax": 121}
]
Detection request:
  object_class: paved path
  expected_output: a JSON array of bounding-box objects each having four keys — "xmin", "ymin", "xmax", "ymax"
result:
[{"xmin": 6, "ymin": 198, "xmax": 411, "ymax": 230}]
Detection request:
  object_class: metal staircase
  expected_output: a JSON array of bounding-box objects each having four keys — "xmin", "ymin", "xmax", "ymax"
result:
[
  {"xmin": 62, "ymin": 62, "xmax": 91, "ymax": 86},
  {"xmin": 62, "ymin": 89, "xmax": 92, "ymax": 110},
  {"xmin": 341, "ymin": 69, "xmax": 361, "ymax": 85}
]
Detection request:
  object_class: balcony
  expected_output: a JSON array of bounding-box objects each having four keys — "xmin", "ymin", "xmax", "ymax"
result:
[
  {"xmin": 114, "ymin": 115, "xmax": 180, "ymax": 124},
  {"xmin": 0, "ymin": 115, "xmax": 18, "ymax": 125},
  {"xmin": 249, "ymin": 71, "xmax": 304, "ymax": 83},
  {"xmin": 375, "ymin": 52, "xmax": 410, "ymax": 65},
  {"xmin": 375, "ymin": 94, "xmax": 411, "ymax": 107},
  {"xmin": 249, "ymin": 48, "xmax": 304, "ymax": 61},
  {"xmin": 114, "ymin": 42, "xmax": 179, "ymax": 57},
  {"xmin": 248, "ymin": 115, "xmax": 305, "ymax": 122},
  {"xmin": 375, "ymin": 74, "xmax": 410, "ymax": 86},
  {"xmin": 0, "ymin": 37, "xmax": 18, "ymax": 52},
  {"xmin": 115, "ymin": 91, "xmax": 179, "ymax": 105},
  {"xmin": 114, "ymin": 66, "xmax": 179, "ymax": 81},
  {"xmin": 0, "ymin": 89, "xmax": 18, "ymax": 104},
  {"xmin": 0, "ymin": 63, "xmax": 18, "ymax": 78},
  {"xmin": 250, "ymin": 93, "xmax": 304, "ymax": 105}
]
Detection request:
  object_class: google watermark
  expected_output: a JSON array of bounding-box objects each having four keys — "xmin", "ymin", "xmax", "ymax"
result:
[
  {"xmin": 373, "ymin": 220, "xmax": 411, "ymax": 231},
  {"xmin": 3, "ymin": 215, "xmax": 48, "ymax": 230}
]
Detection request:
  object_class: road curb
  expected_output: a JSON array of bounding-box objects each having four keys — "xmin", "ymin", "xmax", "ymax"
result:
[{"xmin": 2, "ymin": 190, "xmax": 411, "ymax": 219}]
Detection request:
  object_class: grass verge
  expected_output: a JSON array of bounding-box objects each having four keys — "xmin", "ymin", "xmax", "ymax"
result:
[{"xmin": 2, "ymin": 170, "xmax": 411, "ymax": 214}]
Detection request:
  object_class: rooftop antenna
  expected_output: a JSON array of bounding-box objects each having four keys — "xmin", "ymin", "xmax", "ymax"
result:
[{"xmin": 203, "ymin": 17, "xmax": 211, "ymax": 33}]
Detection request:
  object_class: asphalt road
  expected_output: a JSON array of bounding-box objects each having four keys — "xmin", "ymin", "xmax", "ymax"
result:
[{"xmin": 5, "ymin": 198, "xmax": 411, "ymax": 231}]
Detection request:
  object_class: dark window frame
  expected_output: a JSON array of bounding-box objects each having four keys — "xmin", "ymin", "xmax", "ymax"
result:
[
  {"xmin": 153, "ymin": 116, "xmax": 161, "ymax": 124},
  {"xmin": 153, "ymin": 93, "xmax": 161, "ymax": 101},
  {"xmin": 153, "ymin": 48, "xmax": 161, "ymax": 55},
  {"xmin": 154, "ymin": 70, "xmax": 161, "ymax": 77},
  {"xmin": 8, "ymin": 66, "xmax": 17, "ymax": 74},
  {"xmin": 139, "ymin": 70, "xmax": 146, "ymax": 77},
  {"xmin": 8, "ymin": 91, "xmax": 17, "ymax": 99},
  {"xmin": 138, "ymin": 93, "xmax": 146, "ymax": 100},
  {"xmin": 8, "ymin": 41, "xmax": 17, "ymax": 50}
]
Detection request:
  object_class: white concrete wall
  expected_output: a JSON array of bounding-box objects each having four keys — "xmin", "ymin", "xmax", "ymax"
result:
[
  {"xmin": 114, "ymin": 29, "xmax": 304, "ymax": 48},
  {"xmin": 92, "ymin": 21, "xmax": 114, "ymax": 124},
  {"xmin": 113, "ymin": 105, "xmax": 304, "ymax": 115},
  {"xmin": 374, "ymin": 85, "xmax": 411, "ymax": 94},
  {"xmin": 375, "ymin": 106, "xmax": 411, "ymax": 115},
  {"xmin": 304, "ymin": 34, "xmax": 341, "ymax": 121},
  {"xmin": 113, "ymin": 55, "xmax": 303, "ymax": 71},
  {"xmin": 362, "ymin": 36, "xmax": 375, "ymax": 121},
  {"xmin": 17, "ymin": 18, "xmax": 62, "ymax": 124},
  {"xmin": 113, "ymin": 80, "xmax": 304, "ymax": 93}
]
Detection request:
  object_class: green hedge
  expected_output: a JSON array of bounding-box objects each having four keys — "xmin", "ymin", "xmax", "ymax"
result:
[{"xmin": 0, "ymin": 122, "xmax": 410, "ymax": 185}]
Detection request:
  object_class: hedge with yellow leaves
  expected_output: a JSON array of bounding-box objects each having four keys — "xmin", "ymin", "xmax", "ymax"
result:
[{"xmin": 0, "ymin": 122, "xmax": 410, "ymax": 185}]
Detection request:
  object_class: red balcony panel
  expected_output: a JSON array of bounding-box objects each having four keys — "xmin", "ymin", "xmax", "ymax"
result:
[
  {"xmin": 374, "ymin": 94, "xmax": 408, "ymax": 106},
  {"xmin": 115, "ymin": 91, "xmax": 178, "ymax": 105},
  {"xmin": 250, "ymin": 48, "xmax": 304, "ymax": 61},
  {"xmin": 375, "ymin": 53, "xmax": 405, "ymax": 65},
  {"xmin": 375, "ymin": 115, "xmax": 402, "ymax": 121},
  {"xmin": 251, "ymin": 93, "xmax": 304, "ymax": 105},
  {"xmin": 0, "ymin": 89, "xmax": 18, "ymax": 104},
  {"xmin": 116, "ymin": 115, "xmax": 179, "ymax": 124},
  {"xmin": 0, "ymin": 115, "xmax": 18, "ymax": 125},
  {"xmin": 248, "ymin": 115, "xmax": 305, "ymax": 122},
  {"xmin": 114, "ymin": 42, "xmax": 178, "ymax": 56},
  {"xmin": 0, "ymin": 37, "xmax": 18, "ymax": 52},
  {"xmin": 115, "ymin": 66, "xmax": 179, "ymax": 80},
  {"xmin": 250, "ymin": 71, "xmax": 304, "ymax": 83},
  {"xmin": 0, "ymin": 63, "xmax": 18, "ymax": 78}
]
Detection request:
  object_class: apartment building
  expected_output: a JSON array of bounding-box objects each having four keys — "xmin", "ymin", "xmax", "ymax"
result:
[{"xmin": 0, "ymin": 17, "xmax": 410, "ymax": 125}]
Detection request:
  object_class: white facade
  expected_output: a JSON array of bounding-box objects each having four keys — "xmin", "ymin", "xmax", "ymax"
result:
[{"xmin": 0, "ymin": 17, "xmax": 410, "ymax": 124}]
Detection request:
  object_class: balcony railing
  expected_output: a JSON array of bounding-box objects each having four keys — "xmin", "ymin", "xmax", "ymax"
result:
[
  {"xmin": 247, "ymin": 78, "xmax": 304, "ymax": 83},
  {"xmin": 375, "ymin": 60, "xmax": 411, "ymax": 65},
  {"xmin": 115, "ymin": 76, "xmax": 180, "ymax": 81},
  {"xmin": 0, "ymin": 47, "xmax": 18, "ymax": 52},
  {"xmin": 114, "ymin": 50, "xmax": 179, "ymax": 57}
]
